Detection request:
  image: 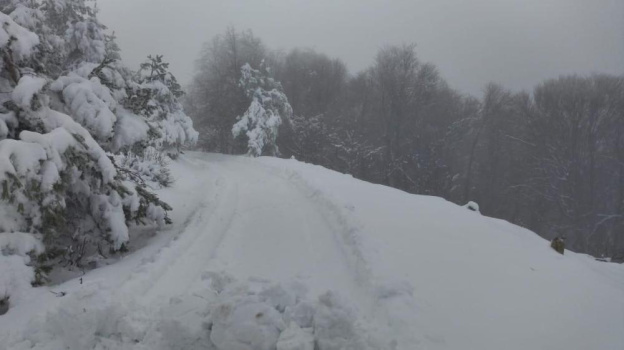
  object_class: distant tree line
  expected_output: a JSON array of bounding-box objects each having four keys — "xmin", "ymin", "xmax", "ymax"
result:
[{"xmin": 186, "ymin": 28, "xmax": 624, "ymax": 260}]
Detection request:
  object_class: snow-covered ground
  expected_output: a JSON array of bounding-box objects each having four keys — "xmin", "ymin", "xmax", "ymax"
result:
[{"xmin": 2, "ymin": 152, "xmax": 623, "ymax": 350}]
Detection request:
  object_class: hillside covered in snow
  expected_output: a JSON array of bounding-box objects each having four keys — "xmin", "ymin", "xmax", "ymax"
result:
[
  {"xmin": 2, "ymin": 153, "xmax": 623, "ymax": 350},
  {"xmin": 1, "ymin": 1, "xmax": 623, "ymax": 350}
]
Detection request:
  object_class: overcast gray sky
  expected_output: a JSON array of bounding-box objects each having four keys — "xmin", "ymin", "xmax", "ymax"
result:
[{"xmin": 99, "ymin": 0, "xmax": 624, "ymax": 96}]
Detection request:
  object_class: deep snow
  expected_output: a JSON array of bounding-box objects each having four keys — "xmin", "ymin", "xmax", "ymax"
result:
[{"xmin": 1, "ymin": 153, "xmax": 623, "ymax": 350}]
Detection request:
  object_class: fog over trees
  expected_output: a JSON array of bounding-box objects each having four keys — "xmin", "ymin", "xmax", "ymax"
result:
[
  {"xmin": 1, "ymin": 2, "xmax": 624, "ymax": 349},
  {"xmin": 186, "ymin": 28, "xmax": 624, "ymax": 259}
]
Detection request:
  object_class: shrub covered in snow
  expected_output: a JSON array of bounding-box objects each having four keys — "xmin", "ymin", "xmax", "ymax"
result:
[
  {"xmin": 0, "ymin": 0, "xmax": 197, "ymax": 293},
  {"xmin": 233, "ymin": 62, "xmax": 293, "ymax": 157},
  {"xmin": 464, "ymin": 201, "xmax": 480, "ymax": 212}
]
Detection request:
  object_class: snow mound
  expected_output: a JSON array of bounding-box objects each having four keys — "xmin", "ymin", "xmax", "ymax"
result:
[
  {"xmin": 463, "ymin": 201, "xmax": 480, "ymax": 212},
  {"xmin": 6, "ymin": 272, "xmax": 377, "ymax": 350},
  {"xmin": 276, "ymin": 323, "xmax": 314, "ymax": 350},
  {"xmin": 204, "ymin": 274, "xmax": 375, "ymax": 350}
]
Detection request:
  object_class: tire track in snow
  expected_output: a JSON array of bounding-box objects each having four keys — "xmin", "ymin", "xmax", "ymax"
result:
[
  {"xmin": 188, "ymin": 157, "xmax": 363, "ymax": 299},
  {"xmin": 140, "ymin": 176, "xmax": 240, "ymax": 302},
  {"xmin": 115, "ymin": 157, "xmax": 232, "ymax": 301},
  {"xmin": 121, "ymin": 153, "xmax": 422, "ymax": 348},
  {"xmin": 247, "ymin": 158, "xmax": 426, "ymax": 349},
  {"xmin": 243, "ymin": 159, "xmax": 374, "ymax": 289},
  {"xmin": 207, "ymin": 157, "xmax": 385, "ymax": 319}
]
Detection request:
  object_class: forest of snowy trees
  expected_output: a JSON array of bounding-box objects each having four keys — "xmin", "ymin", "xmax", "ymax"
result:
[
  {"xmin": 0, "ymin": 2, "xmax": 623, "ymax": 348},
  {"xmin": 0, "ymin": 2, "xmax": 621, "ymax": 305},
  {"xmin": 0, "ymin": 0, "xmax": 197, "ymax": 293},
  {"xmin": 186, "ymin": 28, "xmax": 624, "ymax": 260},
  {"xmin": 1, "ymin": 1, "xmax": 623, "ymax": 348}
]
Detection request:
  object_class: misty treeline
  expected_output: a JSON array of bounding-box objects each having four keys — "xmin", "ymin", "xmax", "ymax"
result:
[{"xmin": 185, "ymin": 28, "xmax": 624, "ymax": 259}]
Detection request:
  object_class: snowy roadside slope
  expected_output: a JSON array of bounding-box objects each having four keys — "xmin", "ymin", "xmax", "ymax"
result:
[
  {"xmin": 256, "ymin": 156, "xmax": 624, "ymax": 350},
  {"xmin": 2, "ymin": 153, "xmax": 623, "ymax": 350}
]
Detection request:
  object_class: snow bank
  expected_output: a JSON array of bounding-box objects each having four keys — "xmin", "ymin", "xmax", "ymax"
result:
[
  {"xmin": 256, "ymin": 155, "xmax": 624, "ymax": 350},
  {"xmin": 6, "ymin": 273, "xmax": 375, "ymax": 350},
  {"xmin": 204, "ymin": 273, "xmax": 375, "ymax": 350}
]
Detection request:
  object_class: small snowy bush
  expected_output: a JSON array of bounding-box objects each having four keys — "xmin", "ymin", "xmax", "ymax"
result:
[{"xmin": 464, "ymin": 201, "xmax": 480, "ymax": 212}]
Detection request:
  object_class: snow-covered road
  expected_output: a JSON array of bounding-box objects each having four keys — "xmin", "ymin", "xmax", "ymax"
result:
[
  {"xmin": 136, "ymin": 153, "xmax": 372, "ymax": 310},
  {"xmin": 3, "ymin": 153, "xmax": 624, "ymax": 350},
  {"xmin": 198, "ymin": 156, "xmax": 366, "ymax": 297},
  {"xmin": 3, "ymin": 153, "xmax": 411, "ymax": 349}
]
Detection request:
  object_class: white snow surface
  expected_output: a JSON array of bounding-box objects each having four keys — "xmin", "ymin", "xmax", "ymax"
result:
[
  {"xmin": 0, "ymin": 11, "xmax": 39, "ymax": 60},
  {"xmin": 111, "ymin": 108, "xmax": 149, "ymax": 152},
  {"xmin": 50, "ymin": 74, "xmax": 118, "ymax": 141},
  {"xmin": 11, "ymin": 76, "xmax": 47, "ymax": 110},
  {"xmin": 1, "ymin": 153, "xmax": 623, "ymax": 350}
]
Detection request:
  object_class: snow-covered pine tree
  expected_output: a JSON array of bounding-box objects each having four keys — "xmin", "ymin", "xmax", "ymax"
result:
[
  {"xmin": 0, "ymin": 1, "xmax": 197, "ymax": 297},
  {"xmin": 125, "ymin": 54, "xmax": 198, "ymax": 157},
  {"xmin": 232, "ymin": 62, "xmax": 292, "ymax": 157},
  {"xmin": 116, "ymin": 54, "xmax": 198, "ymax": 186}
]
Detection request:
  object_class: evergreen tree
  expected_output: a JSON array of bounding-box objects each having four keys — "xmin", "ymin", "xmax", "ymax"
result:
[
  {"xmin": 125, "ymin": 54, "xmax": 197, "ymax": 156},
  {"xmin": 232, "ymin": 63, "xmax": 292, "ymax": 157},
  {"xmin": 0, "ymin": 1, "xmax": 197, "ymax": 294}
]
